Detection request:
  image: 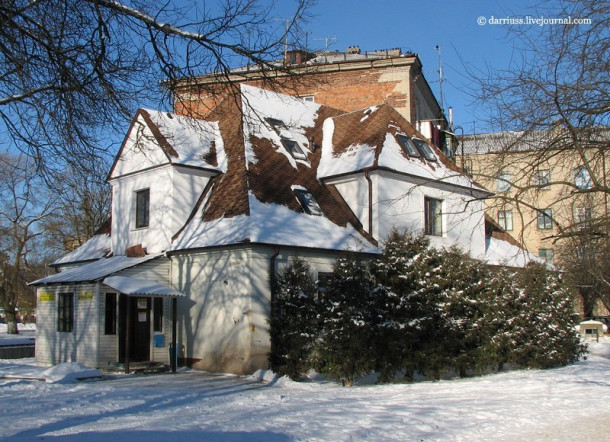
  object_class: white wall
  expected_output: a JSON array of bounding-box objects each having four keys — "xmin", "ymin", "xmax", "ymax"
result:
[
  {"xmin": 35, "ymin": 283, "xmax": 99, "ymax": 367},
  {"xmin": 328, "ymin": 171, "xmax": 486, "ymax": 257},
  {"xmin": 171, "ymin": 245, "xmax": 340, "ymax": 374},
  {"xmin": 110, "ymin": 166, "xmax": 212, "ymax": 255}
]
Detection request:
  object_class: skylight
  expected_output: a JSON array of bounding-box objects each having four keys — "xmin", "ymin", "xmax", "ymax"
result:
[
  {"xmin": 411, "ymin": 137, "xmax": 437, "ymax": 162},
  {"xmin": 281, "ymin": 138, "xmax": 307, "ymax": 160},
  {"xmin": 396, "ymin": 134, "xmax": 421, "ymax": 157},
  {"xmin": 294, "ymin": 189, "xmax": 323, "ymax": 216}
]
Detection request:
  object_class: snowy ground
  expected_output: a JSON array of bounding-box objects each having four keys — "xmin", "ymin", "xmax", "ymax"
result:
[
  {"xmin": 0, "ymin": 323, "xmax": 36, "ymax": 346},
  {"xmin": 0, "ymin": 334, "xmax": 608, "ymax": 441}
]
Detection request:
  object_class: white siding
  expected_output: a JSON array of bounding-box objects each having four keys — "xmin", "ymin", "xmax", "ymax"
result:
[
  {"xmin": 172, "ymin": 245, "xmax": 341, "ymax": 374},
  {"xmin": 35, "ymin": 283, "xmax": 99, "ymax": 367}
]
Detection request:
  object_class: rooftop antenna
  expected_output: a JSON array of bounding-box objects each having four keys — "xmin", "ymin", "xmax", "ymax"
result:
[
  {"xmin": 315, "ymin": 36, "xmax": 336, "ymax": 50},
  {"xmin": 435, "ymin": 45, "xmax": 444, "ymax": 115}
]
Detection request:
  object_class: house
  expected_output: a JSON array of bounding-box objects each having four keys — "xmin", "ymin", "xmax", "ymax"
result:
[{"xmin": 32, "ymin": 84, "xmax": 522, "ymax": 374}]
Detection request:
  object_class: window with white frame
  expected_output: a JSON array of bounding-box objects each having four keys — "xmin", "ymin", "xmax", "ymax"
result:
[
  {"xmin": 281, "ymin": 138, "xmax": 307, "ymax": 160},
  {"xmin": 539, "ymin": 248, "xmax": 554, "ymax": 265},
  {"xmin": 496, "ymin": 170, "xmax": 512, "ymax": 193},
  {"xmin": 424, "ymin": 197, "xmax": 443, "ymax": 236},
  {"xmin": 498, "ymin": 209, "xmax": 513, "ymax": 231},
  {"xmin": 535, "ymin": 169, "xmax": 550, "ymax": 190},
  {"xmin": 411, "ymin": 137, "xmax": 437, "ymax": 162},
  {"xmin": 537, "ymin": 208, "xmax": 553, "ymax": 230},
  {"xmin": 135, "ymin": 188, "xmax": 150, "ymax": 228},
  {"xmin": 574, "ymin": 165, "xmax": 592, "ymax": 189},
  {"xmin": 295, "ymin": 189, "xmax": 323, "ymax": 216},
  {"xmin": 574, "ymin": 207, "xmax": 592, "ymax": 229},
  {"xmin": 396, "ymin": 134, "xmax": 421, "ymax": 157}
]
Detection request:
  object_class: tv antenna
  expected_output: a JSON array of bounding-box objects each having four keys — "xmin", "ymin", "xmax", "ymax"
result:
[
  {"xmin": 435, "ymin": 45, "xmax": 444, "ymax": 114},
  {"xmin": 315, "ymin": 36, "xmax": 336, "ymax": 50}
]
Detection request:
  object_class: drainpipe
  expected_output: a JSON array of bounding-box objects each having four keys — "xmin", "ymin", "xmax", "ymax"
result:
[
  {"xmin": 364, "ymin": 169, "xmax": 374, "ymax": 237},
  {"xmin": 269, "ymin": 247, "xmax": 280, "ymax": 363}
]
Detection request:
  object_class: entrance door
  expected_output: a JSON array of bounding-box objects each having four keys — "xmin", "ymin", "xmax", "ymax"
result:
[{"xmin": 119, "ymin": 295, "xmax": 151, "ymax": 362}]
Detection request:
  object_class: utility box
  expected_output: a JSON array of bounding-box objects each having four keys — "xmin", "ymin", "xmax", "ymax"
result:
[{"xmin": 153, "ymin": 334, "xmax": 165, "ymax": 348}]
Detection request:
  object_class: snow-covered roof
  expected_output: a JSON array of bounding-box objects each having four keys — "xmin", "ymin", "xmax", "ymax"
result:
[
  {"xmin": 483, "ymin": 236, "xmax": 539, "ymax": 268},
  {"xmin": 103, "ymin": 276, "xmax": 185, "ymax": 297},
  {"xmin": 169, "ymin": 193, "xmax": 378, "ymax": 253},
  {"xmin": 318, "ymin": 105, "xmax": 488, "ymax": 193},
  {"xmin": 31, "ymin": 254, "xmax": 162, "ymax": 285},
  {"xmin": 51, "ymin": 234, "xmax": 111, "ymax": 266},
  {"xmin": 142, "ymin": 109, "xmax": 227, "ymax": 171}
]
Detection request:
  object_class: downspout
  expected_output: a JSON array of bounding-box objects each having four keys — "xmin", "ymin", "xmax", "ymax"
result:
[
  {"xmin": 364, "ymin": 169, "xmax": 374, "ymax": 237},
  {"xmin": 269, "ymin": 247, "xmax": 280, "ymax": 365}
]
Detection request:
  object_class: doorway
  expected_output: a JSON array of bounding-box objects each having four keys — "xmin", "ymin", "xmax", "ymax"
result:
[{"xmin": 119, "ymin": 295, "xmax": 150, "ymax": 362}]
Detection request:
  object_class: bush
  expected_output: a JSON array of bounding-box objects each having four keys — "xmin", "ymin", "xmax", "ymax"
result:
[{"xmin": 268, "ymin": 257, "xmax": 318, "ymax": 380}]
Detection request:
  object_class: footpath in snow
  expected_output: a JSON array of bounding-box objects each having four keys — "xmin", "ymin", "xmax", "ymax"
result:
[{"xmin": 0, "ymin": 335, "xmax": 608, "ymax": 441}]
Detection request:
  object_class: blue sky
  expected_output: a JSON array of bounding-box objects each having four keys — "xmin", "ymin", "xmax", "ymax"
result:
[{"xmin": 275, "ymin": 0, "xmax": 561, "ymax": 134}]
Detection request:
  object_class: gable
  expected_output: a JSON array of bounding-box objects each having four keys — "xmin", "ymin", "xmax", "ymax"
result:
[{"xmin": 109, "ymin": 112, "xmax": 172, "ymax": 179}]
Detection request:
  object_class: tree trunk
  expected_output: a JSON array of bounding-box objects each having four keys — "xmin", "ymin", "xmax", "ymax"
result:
[{"xmin": 4, "ymin": 309, "xmax": 18, "ymax": 334}]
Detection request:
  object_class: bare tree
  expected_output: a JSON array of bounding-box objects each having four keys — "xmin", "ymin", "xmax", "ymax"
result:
[
  {"xmin": 0, "ymin": 154, "xmax": 56, "ymax": 333},
  {"xmin": 469, "ymin": 0, "xmax": 609, "ymax": 237},
  {"xmin": 0, "ymin": 0, "xmax": 310, "ymax": 175},
  {"xmin": 464, "ymin": 0, "xmax": 609, "ymax": 313},
  {"xmin": 42, "ymin": 156, "xmax": 112, "ymax": 258}
]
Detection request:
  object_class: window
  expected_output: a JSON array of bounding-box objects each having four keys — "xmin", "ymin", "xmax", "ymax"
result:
[
  {"xmin": 539, "ymin": 249, "xmax": 554, "ymax": 265},
  {"xmin": 153, "ymin": 298, "xmax": 163, "ymax": 332},
  {"xmin": 135, "ymin": 188, "xmax": 150, "ymax": 228},
  {"xmin": 411, "ymin": 137, "xmax": 437, "ymax": 161},
  {"xmin": 496, "ymin": 170, "xmax": 512, "ymax": 193},
  {"xmin": 535, "ymin": 169, "xmax": 550, "ymax": 189},
  {"xmin": 316, "ymin": 272, "xmax": 333, "ymax": 296},
  {"xmin": 57, "ymin": 293, "xmax": 74, "ymax": 332},
  {"xmin": 574, "ymin": 207, "xmax": 592, "ymax": 229},
  {"xmin": 300, "ymin": 95, "xmax": 315, "ymax": 102},
  {"xmin": 537, "ymin": 208, "xmax": 553, "ymax": 230},
  {"xmin": 105, "ymin": 293, "xmax": 117, "ymax": 335},
  {"xmin": 295, "ymin": 189, "xmax": 323, "ymax": 216},
  {"xmin": 424, "ymin": 197, "xmax": 443, "ymax": 236},
  {"xmin": 396, "ymin": 134, "xmax": 420, "ymax": 157},
  {"xmin": 281, "ymin": 138, "xmax": 307, "ymax": 160},
  {"xmin": 574, "ymin": 166, "xmax": 592, "ymax": 189},
  {"xmin": 463, "ymin": 158, "xmax": 474, "ymax": 176},
  {"xmin": 498, "ymin": 210, "xmax": 513, "ymax": 231}
]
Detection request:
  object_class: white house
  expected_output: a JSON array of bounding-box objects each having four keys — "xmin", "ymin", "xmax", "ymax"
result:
[{"xmin": 32, "ymin": 84, "xmax": 520, "ymax": 374}]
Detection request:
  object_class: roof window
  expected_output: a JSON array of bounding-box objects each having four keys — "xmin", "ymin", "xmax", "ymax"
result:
[
  {"xmin": 396, "ymin": 134, "xmax": 421, "ymax": 157},
  {"xmin": 294, "ymin": 189, "xmax": 323, "ymax": 216},
  {"xmin": 281, "ymin": 138, "xmax": 307, "ymax": 160},
  {"xmin": 411, "ymin": 137, "xmax": 437, "ymax": 162}
]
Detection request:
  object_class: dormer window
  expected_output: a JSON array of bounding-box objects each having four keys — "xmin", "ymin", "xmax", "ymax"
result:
[
  {"xmin": 294, "ymin": 189, "xmax": 323, "ymax": 216},
  {"xmin": 396, "ymin": 134, "xmax": 421, "ymax": 157},
  {"xmin": 266, "ymin": 117, "xmax": 284, "ymax": 130},
  {"xmin": 282, "ymin": 138, "xmax": 307, "ymax": 160},
  {"xmin": 411, "ymin": 137, "xmax": 437, "ymax": 162},
  {"xmin": 135, "ymin": 188, "xmax": 150, "ymax": 228}
]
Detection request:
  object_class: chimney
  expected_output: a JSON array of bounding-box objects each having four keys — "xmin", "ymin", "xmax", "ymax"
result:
[{"xmin": 347, "ymin": 46, "xmax": 361, "ymax": 54}]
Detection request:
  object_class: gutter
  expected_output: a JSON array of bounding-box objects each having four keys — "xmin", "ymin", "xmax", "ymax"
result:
[{"xmin": 364, "ymin": 169, "xmax": 374, "ymax": 236}]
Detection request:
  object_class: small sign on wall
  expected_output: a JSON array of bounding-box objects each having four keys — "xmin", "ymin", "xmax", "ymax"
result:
[
  {"xmin": 39, "ymin": 292, "xmax": 55, "ymax": 302},
  {"xmin": 78, "ymin": 291, "xmax": 94, "ymax": 301}
]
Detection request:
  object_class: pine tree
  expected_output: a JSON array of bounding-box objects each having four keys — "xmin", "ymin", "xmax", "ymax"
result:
[
  {"xmin": 315, "ymin": 255, "xmax": 377, "ymax": 386},
  {"xmin": 269, "ymin": 257, "xmax": 318, "ymax": 380}
]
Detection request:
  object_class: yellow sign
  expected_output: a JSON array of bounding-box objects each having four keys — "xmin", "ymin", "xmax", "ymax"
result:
[
  {"xmin": 39, "ymin": 292, "xmax": 55, "ymax": 302},
  {"xmin": 78, "ymin": 290, "xmax": 94, "ymax": 301}
]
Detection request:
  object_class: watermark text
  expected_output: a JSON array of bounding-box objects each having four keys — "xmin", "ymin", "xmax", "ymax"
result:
[{"xmin": 477, "ymin": 15, "xmax": 591, "ymax": 26}]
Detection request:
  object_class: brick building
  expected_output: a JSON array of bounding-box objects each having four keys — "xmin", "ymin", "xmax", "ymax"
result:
[{"xmin": 171, "ymin": 46, "xmax": 456, "ymax": 157}]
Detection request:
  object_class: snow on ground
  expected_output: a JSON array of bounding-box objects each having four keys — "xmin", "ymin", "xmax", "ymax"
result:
[
  {"xmin": 0, "ymin": 337, "xmax": 608, "ymax": 441},
  {"xmin": 0, "ymin": 323, "xmax": 36, "ymax": 346}
]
